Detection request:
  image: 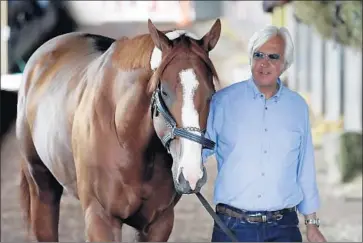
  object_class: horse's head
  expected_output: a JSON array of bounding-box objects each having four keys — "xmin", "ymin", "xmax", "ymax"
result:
[{"xmin": 147, "ymin": 19, "xmax": 221, "ymax": 194}]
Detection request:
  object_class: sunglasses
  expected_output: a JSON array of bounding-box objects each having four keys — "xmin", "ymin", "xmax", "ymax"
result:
[{"xmin": 253, "ymin": 51, "xmax": 281, "ymax": 61}]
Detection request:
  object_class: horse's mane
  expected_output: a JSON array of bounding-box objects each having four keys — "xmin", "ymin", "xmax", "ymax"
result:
[
  {"xmin": 112, "ymin": 33, "xmax": 155, "ymax": 72},
  {"xmin": 111, "ymin": 29, "xmax": 175, "ymax": 72}
]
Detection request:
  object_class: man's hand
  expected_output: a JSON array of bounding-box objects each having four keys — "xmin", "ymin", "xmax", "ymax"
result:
[{"xmin": 306, "ymin": 225, "xmax": 326, "ymax": 242}]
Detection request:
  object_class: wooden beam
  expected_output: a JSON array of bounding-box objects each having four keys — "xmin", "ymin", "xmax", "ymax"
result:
[{"xmin": 1, "ymin": 0, "xmax": 8, "ymax": 74}]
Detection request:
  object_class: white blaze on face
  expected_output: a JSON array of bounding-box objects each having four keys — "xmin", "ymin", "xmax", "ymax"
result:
[
  {"xmin": 178, "ymin": 69, "xmax": 203, "ymax": 190},
  {"xmin": 150, "ymin": 30, "xmax": 199, "ymax": 70}
]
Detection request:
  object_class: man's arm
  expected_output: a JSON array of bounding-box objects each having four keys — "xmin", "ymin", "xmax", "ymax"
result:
[
  {"xmin": 297, "ymin": 104, "xmax": 321, "ymax": 220},
  {"xmin": 202, "ymin": 95, "xmax": 220, "ymax": 164}
]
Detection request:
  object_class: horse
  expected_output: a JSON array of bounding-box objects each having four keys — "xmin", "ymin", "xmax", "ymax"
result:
[{"xmin": 15, "ymin": 19, "xmax": 221, "ymax": 242}]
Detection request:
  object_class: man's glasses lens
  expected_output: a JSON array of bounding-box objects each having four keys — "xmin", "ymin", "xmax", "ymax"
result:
[
  {"xmin": 253, "ymin": 52, "xmax": 264, "ymax": 59},
  {"xmin": 253, "ymin": 52, "xmax": 280, "ymax": 60},
  {"xmin": 269, "ymin": 54, "xmax": 280, "ymax": 60}
]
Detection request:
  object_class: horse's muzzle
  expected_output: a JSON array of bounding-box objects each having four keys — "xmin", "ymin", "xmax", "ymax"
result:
[{"xmin": 175, "ymin": 166, "xmax": 207, "ymax": 194}]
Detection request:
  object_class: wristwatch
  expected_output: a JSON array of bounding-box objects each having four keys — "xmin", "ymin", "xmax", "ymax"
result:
[{"xmin": 305, "ymin": 218, "xmax": 320, "ymax": 227}]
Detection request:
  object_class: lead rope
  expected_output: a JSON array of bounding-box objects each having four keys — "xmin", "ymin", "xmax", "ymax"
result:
[{"xmin": 195, "ymin": 192, "xmax": 239, "ymax": 242}]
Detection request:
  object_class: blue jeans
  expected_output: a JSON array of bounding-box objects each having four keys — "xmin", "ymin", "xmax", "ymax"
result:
[{"xmin": 211, "ymin": 209, "xmax": 302, "ymax": 242}]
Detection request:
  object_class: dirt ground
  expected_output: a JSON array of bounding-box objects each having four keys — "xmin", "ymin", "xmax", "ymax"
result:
[{"xmin": 2, "ymin": 122, "xmax": 362, "ymax": 242}]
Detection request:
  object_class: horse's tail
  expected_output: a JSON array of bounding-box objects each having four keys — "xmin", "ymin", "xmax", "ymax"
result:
[{"xmin": 19, "ymin": 161, "xmax": 32, "ymax": 238}]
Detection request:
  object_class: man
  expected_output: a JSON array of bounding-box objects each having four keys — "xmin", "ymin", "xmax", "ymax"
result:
[{"xmin": 202, "ymin": 25, "xmax": 327, "ymax": 242}]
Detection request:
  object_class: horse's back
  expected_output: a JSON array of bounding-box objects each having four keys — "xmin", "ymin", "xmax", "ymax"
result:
[
  {"xmin": 16, "ymin": 32, "xmax": 115, "ymax": 196},
  {"xmin": 19, "ymin": 32, "xmax": 115, "ymax": 97}
]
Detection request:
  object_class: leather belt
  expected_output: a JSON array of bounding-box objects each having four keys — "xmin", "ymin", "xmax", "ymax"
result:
[{"xmin": 216, "ymin": 204, "xmax": 296, "ymax": 223}]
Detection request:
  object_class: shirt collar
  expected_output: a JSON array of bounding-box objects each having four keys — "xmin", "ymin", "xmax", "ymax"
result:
[{"xmin": 247, "ymin": 76, "xmax": 284, "ymax": 101}]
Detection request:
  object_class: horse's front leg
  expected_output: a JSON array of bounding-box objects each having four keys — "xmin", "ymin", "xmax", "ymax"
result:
[
  {"xmin": 76, "ymin": 160, "xmax": 142, "ymax": 242},
  {"xmin": 82, "ymin": 200, "xmax": 120, "ymax": 242},
  {"xmin": 138, "ymin": 207, "xmax": 175, "ymax": 242},
  {"xmin": 77, "ymin": 168, "xmax": 127, "ymax": 242}
]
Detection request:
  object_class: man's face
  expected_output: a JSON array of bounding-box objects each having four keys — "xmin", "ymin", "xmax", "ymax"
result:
[{"xmin": 251, "ymin": 35, "xmax": 285, "ymax": 87}]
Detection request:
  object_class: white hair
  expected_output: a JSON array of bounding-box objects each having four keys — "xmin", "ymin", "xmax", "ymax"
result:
[{"xmin": 247, "ymin": 25, "xmax": 294, "ymax": 73}]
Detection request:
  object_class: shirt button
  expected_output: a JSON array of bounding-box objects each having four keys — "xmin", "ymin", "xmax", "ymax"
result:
[
  {"xmin": 261, "ymin": 172, "xmax": 265, "ymax": 176},
  {"xmin": 265, "ymin": 107, "xmax": 268, "ymax": 110},
  {"xmin": 264, "ymin": 150, "xmax": 267, "ymax": 154},
  {"xmin": 257, "ymin": 195, "xmax": 262, "ymax": 198},
  {"xmin": 264, "ymin": 128, "xmax": 268, "ymax": 132}
]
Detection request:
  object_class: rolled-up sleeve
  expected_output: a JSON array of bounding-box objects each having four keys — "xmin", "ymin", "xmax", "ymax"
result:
[
  {"xmin": 202, "ymin": 95, "xmax": 220, "ymax": 164},
  {"xmin": 297, "ymin": 104, "xmax": 321, "ymax": 215}
]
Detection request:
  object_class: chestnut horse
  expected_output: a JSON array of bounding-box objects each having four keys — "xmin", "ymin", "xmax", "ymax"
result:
[{"xmin": 16, "ymin": 19, "xmax": 221, "ymax": 241}]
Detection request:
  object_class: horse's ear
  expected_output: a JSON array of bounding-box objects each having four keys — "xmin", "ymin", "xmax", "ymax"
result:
[
  {"xmin": 200, "ymin": 18, "xmax": 221, "ymax": 52},
  {"xmin": 148, "ymin": 19, "xmax": 172, "ymax": 51}
]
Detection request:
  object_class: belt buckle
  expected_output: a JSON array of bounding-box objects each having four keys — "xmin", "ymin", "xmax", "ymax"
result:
[
  {"xmin": 247, "ymin": 213, "xmax": 267, "ymax": 223},
  {"xmin": 275, "ymin": 213, "xmax": 283, "ymax": 221}
]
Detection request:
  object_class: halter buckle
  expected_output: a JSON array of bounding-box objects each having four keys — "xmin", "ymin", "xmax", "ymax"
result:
[{"xmin": 170, "ymin": 127, "xmax": 176, "ymax": 139}]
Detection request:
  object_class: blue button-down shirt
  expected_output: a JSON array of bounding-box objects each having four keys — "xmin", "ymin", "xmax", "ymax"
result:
[{"xmin": 202, "ymin": 77, "xmax": 320, "ymax": 215}]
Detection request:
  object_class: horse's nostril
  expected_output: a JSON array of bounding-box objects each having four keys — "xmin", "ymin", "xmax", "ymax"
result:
[{"xmin": 178, "ymin": 168, "xmax": 186, "ymax": 183}]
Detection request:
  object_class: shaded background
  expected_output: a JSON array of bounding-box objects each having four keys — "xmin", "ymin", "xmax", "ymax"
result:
[{"xmin": 1, "ymin": 1, "xmax": 362, "ymax": 242}]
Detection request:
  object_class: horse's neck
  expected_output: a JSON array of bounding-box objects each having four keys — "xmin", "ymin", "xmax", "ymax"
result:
[
  {"xmin": 103, "ymin": 37, "xmax": 157, "ymax": 151},
  {"xmin": 113, "ymin": 74, "xmax": 155, "ymax": 149}
]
